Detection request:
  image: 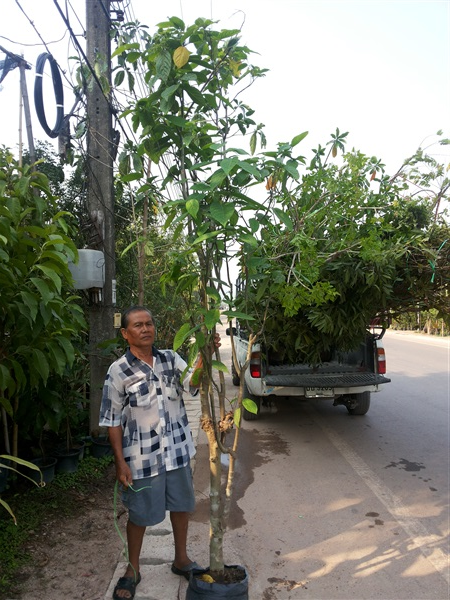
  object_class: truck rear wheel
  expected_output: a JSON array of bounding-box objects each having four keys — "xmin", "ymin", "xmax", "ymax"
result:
[
  {"xmin": 347, "ymin": 391, "xmax": 371, "ymax": 415},
  {"xmin": 243, "ymin": 381, "xmax": 261, "ymax": 420}
]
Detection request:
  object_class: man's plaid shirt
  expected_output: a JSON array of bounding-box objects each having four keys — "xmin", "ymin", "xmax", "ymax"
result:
[{"xmin": 99, "ymin": 347, "xmax": 196, "ymax": 480}]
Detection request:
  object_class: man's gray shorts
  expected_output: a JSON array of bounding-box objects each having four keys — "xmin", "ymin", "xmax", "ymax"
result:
[{"xmin": 122, "ymin": 464, "xmax": 195, "ymax": 526}]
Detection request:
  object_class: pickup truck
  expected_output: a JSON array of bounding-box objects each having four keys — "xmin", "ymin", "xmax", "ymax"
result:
[{"xmin": 227, "ymin": 322, "xmax": 391, "ymax": 420}]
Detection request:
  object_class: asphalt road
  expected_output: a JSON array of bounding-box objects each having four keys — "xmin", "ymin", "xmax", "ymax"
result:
[{"xmin": 189, "ymin": 326, "xmax": 449, "ymax": 599}]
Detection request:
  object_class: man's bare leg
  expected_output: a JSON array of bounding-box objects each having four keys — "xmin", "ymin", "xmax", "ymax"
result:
[
  {"xmin": 170, "ymin": 511, "xmax": 193, "ymax": 569},
  {"xmin": 114, "ymin": 520, "xmax": 145, "ymax": 599}
]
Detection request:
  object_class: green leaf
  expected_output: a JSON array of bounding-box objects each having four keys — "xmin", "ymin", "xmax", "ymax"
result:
[
  {"xmin": 162, "ymin": 85, "xmax": 181, "ymax": 103},
  {"xmin": 0, "ymin": 365, "xmax": 13, "ymax": 396},
  {"xmin": 186, "ymin": 198, "xmax": 199, "ymax": 218},
  {"xmin": 174, "ymin": 323, "xmax": 197, "ymax": 351},
  {"xmin": 208, "ymin": 169, "xmax": 227, "ymax": 189},
  {"xmin": 210, "ymin": 200, "xmax": 236, "ymax": 226},
  {"xmin": 206, "ymin": 287, "xmax": 221, "ymax": 303},
  {"xmin": 126, "ymin": 51, "xmax": 141, "ymax": 64},
  {"xmin": 19, "ymin": 291, "xmax": 38, "ymax": 321},
  {"xmin": 255, "ymin": 278, "xmax": 270, "ymax": 303},
  {"xmin": 56, "ymin": 335, "xmax": 75, "ymax": 367},
  {"xmin": 156, "ymin": 50, "xmax": 172, "ymax": 81},
  {"xmin": 237, "ymin": 160, "xmax": 261, "ymax": 179},
  {"xmin": 114, "ymin": 70, "xmax": 125, "ymax": 86},
  {"xmin": 47, "ymin": 340, "xmax": 67, "ymax": 374},
  {"xmin": 111, "ymin": 42, "xmax": 140, "ymax": 58},
  {"xmin": 250, "ymin": 132, "xmax": 257, "ymax": 156},
  {"xmin": 35, "ymin": 264, "xmax": 62, "ymax": 293},
  {"xmin": 40, "ymin": 249, "xmax": 70, "ymax": 267},
  {"xmin": 0, "ymin": 395, "xmax": 13, "ymax": 417},
  {"xmin": 273, "ymin": 207, "xmax": 293, "ymax": 231},
  {"xmin": 291, "ymin": 131, "xmax": 308, "ymax": 147},
  {"xmin": 220, "ymin": 157, "xmax": 238, "ymax": 175},
  {"xmin": 211, "ymin": 360, "xmax": 229, "ymax": 374},
  {"xmin": 204, "ymin": 308, "xmax": 221, "ymax": 330},
  {"xmin": 283, "ymin": 160, "xmax": 299, "ymax": 180},
  {"xmin": 0, "ymin": 497, "xmax": 17, "ymax": 523},
  {"xmin": 31, "ymin": 348, "xmax": 50, "ymax": 385},
  {"xmin": 234, "ymin": 407, "xmax": 241, "ymax": 427},
  {"xmin": 184, "ymin": 84, "xmax": 205, "ymax": 104},
  {"xmin": 169, "ymin": 15, "xmax": 185, "ymax": 29},
  {"xmin": 243, "ymin": 398, "xmax": 258, "ymax": 413},
  {"xmin": 221, "ymin": 311, "xmax": 255, "ymax": 320},
  {"xmin": 192, "ymin": 230, "xmax": 220, "ymax": 245},
  {"xmin": 0, "ymin": 455, "xmax": 41, "ymax": 472},
  {"xmin": 166, "ymin": 115, "xmax": 189, "ymax": 128},
  {"xmin": 240, "ymin": 233, "xmax": 258, "ymax": 248},
  {"xmin": 30, "ymin": 277, "xmax": 53, "ymax": 303}
]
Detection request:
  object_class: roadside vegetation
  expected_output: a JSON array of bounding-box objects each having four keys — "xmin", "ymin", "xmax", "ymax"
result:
[{"xmin": 0, "ymin": 11, "xmax": 448, "ymax": 591}]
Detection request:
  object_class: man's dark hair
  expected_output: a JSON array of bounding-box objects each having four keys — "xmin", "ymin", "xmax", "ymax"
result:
[{"xmin": 121, "ymin": 306, "xmax": 153, "ymax": 329}]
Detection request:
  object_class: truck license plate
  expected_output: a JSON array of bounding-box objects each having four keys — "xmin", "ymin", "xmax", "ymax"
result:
[{"xmin": 305, "ymin": 387, "xmax": 334, "ymax": 398}]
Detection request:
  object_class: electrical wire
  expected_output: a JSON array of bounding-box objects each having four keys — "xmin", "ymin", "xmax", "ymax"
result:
[
  {"xmin": 14, "ymin": 0, "xmax": 55, "ymax": 56},
  {"xmin": 0, "ymin": 31, "xmax": 69, "ymax": 47}
]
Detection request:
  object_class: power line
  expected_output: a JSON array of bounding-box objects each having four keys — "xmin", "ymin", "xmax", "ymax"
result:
[{"xmin": 0, "ymin": 31, "xmax": 69, "ymax": 47}]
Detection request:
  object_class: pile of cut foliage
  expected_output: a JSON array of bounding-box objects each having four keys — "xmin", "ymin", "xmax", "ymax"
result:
[{"xmin": 236, "ymin": 132, "xmax": 449, "ymax": 364}]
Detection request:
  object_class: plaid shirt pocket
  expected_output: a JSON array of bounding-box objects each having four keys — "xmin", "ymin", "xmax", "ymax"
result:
[{"xmin": 126, "ymin": 379, "xmax": 151, "ymax": 407}]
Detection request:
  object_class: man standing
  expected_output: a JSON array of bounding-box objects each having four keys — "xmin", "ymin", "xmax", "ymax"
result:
[{"xmin": 100, "ymin": 306, "xmax": 210, "ymax": 600}]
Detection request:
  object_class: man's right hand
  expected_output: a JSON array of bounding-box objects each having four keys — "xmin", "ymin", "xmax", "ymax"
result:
[
  {"xmin": 116, "ymin": 461, "xmax": 133, "ymax": 488},
  {"xmin": 107, "ymin": 426, "xmax": 133, "ymax": 487}
]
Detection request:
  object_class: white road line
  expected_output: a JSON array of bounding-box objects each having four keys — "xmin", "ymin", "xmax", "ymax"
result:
[{"xmin": 312, "ymin": 410, "xmax": 450, "ymax": 585}]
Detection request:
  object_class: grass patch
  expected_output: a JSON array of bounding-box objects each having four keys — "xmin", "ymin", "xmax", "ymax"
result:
[{"xmin": 0, "ymin": 455, "xmax": 114, "ymax": 595}]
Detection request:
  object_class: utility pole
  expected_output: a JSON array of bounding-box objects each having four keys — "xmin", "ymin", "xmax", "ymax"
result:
[
  {"xmin": 85, "ymin": 0, "xmax": 116, "ymax": 433},
  {"xmin": 19, "ymin": 60, "xmax": 35, "ymax": 166}
]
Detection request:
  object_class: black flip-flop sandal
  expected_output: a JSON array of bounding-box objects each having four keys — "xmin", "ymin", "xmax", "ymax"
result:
[
  {"xmin": 113, "ymin": 572, "xmax": 141, "ymax": 600},
  {"xmin": 171, "ymin": 561, "xmax": 201, "ymax": 580}
]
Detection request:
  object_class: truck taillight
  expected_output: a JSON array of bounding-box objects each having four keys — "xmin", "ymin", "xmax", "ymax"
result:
[
  {"xmin": 250, "ymin": 352, "xmax": 261, "ymax": 378},
  {"xmin": 376, "ymin": 345, "xmax": 386, "ymax": 374}
]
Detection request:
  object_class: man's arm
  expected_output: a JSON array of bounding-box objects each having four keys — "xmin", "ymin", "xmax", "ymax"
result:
[{"xmin": 108, "ymin": 425, "xmax": 133, "ymax": 488}]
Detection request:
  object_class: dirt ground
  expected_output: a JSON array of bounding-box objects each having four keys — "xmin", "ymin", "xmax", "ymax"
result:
[{"xmin": 11, "ymin": 464, "xmax": 127, "ymax": 600}]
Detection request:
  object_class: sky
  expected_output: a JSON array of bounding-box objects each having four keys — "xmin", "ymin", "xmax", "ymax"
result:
[{"xmin": 0, "ymin": 0, "xmax": 449, "ymax": 175}]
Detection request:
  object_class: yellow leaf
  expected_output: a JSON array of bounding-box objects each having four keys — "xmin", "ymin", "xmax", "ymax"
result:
[
  {"xmin": 200, "ymin": 574, "xmax": 215, "ymax": 583},
  {"xmin": 332, "ymin": 146, "xmax": 337, "ymax": 158},
  {"xmin": 173, "ymin": 46, "xmax": 190, "ymax": 68},
  {"xmin": 229, "ymin": 59, "xmax": 242, "ymax": 77}
]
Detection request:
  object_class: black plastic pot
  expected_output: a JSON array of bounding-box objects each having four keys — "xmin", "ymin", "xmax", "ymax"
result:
[
  {"xmin": 30, "ymin": 457, "xmax": 58, "ymax": 484},
  {"xmin": 55, "ymin": 447, "xmax": 82, "ymax": 473},
  {"xmin": 186, "ymin": 565, "xmax": 249, "ymax": 600},
  {"xmin": 90, "ymin": 436, "xmax": 113, "ymax": 458}
]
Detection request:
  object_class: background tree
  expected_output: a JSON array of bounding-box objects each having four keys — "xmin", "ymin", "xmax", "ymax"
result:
[{"xmin": 0, "ymin": 150, "xmax": 86, "ymax": 457}]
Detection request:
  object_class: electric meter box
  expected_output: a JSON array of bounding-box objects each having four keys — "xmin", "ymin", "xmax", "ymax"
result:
[{"xmin": 69, "ymin": 249, "xmax": 105, "ymax": 289}]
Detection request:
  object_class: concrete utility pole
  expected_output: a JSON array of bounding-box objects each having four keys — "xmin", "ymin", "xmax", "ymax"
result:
[{"xmin": 85, "ymin": 0, "xmax": 116, "ymax": 433}]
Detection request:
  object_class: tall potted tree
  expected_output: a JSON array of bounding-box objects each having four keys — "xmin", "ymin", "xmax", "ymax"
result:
[{"xmin": 113, "ymin": 16, "xmax": 272, "ymax": 596}]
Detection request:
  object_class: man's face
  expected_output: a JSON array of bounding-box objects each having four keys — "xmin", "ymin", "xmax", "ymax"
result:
[{"xmin": 121, "ymin": 310, "xmax": 156, "ymax": 349}]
